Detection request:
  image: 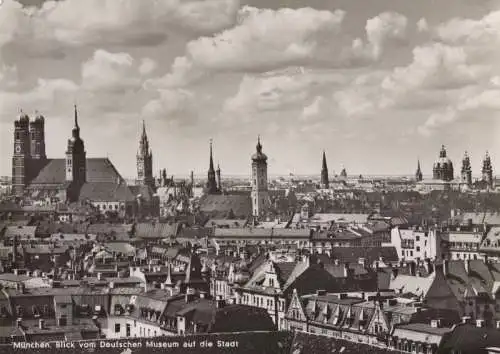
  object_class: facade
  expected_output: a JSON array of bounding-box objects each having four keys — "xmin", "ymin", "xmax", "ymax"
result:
[
  {"xmin": 136, "ymin": 121, "xmax": 154, "ymax": 190},
  {"xmin": 442, "ymin": 227, "xmax": 484, "ymax": 261},
  {"xmin": 389, "ymin": 226, "xmax": 442, "ymax": 262},
  {"xmin": 433, "ymin": 145, "xmax": 454, "ymax": 181},
  {"xmin": 251, "ymin": 137, "xmax": 270, "ymax": 218},
  {"xmin": 321, "ymin": 151, "xmax": 329, "ymax": 189}
]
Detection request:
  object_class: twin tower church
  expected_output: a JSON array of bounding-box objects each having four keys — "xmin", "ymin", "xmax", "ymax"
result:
[{"xmin": 11, "ymin": 107, "xmax": 271, "ymax": 218}]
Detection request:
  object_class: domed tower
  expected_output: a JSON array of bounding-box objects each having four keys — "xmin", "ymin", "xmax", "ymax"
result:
[
  {"xmin": 433, "ymin": 145, "xmax": 454, "ymax": 181},
  {"xmin": 251, "ymin": 136, "xmax": 270, "ymax": 218},
  {"xmin": 12, "ymin": 111, "xmax": 31, "ymax": 196},
  {"xmin": 321, "ymin": 150, "xmax": 329, "ymax": 188},
  {"xmin": 415, "ymin": 160, "xmax": 423, "ymax": 182},
  {"xmin": 136, "ymin": 120, "xmax": 154, "ymax": 189},
  {"xmin": 29, "ymin": 112, "xmax": 46, "ymax": 160},
  {"xmin": 65, "ymin": 105, "xmax": 86, "ymax": 189},
  {"xmin": 461, "ymin": 151, "xmax": 472, "ymax": 187},
  {"xmin": 482, "ymin": 151, "xmax": 493, "ymax": 188}
]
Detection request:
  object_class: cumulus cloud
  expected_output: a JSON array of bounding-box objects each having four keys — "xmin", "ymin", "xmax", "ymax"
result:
[
  {"xmin": 141, "ymin": 89, "xmax": 198, "ymax": 125},
  {"xmin": 0, "ymin": 0, "xmax": 240, "ymax": 54},
  {"xmin": 150, "ymin": 6, "xmax": 345, "ymax": 88},
  {"xmin": 223, "ymin": 68, "xmax": 346, "ymax": 116},
  {"xmin": 365, "ymin": 12, "xmax": 408, "ymax": 59},
  {"xmin": 81, "ymin": 50, "xmax": 155, "ymax": 93}
]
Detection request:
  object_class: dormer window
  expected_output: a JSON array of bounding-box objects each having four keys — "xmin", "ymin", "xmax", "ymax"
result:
[{"xmin": 32, "ymin": 305, "xmax": 40, "ymax": 318}]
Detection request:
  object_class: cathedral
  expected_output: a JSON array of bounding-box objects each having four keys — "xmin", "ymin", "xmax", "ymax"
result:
[
  {"xmin": 11, "ymin": 108, "xmax": 158, "ymax": 217},
  {"xmin": 432, "ymin": 145, "xmax": 454, "ymax": 181}
]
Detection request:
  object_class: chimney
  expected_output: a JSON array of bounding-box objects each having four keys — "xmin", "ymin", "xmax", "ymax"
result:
[
  {"xmin": 358, "ymin": 257, "xmax": 366, "ymax": 268},
  {"xmin": 316, "ymin": 289, "xmax": 327, "ymax": 296},
  {"xmin": 476, "ymin": 319, "xmax": 485, "ymax": 328},
  {"xmin": 216, "ymin": 295, "xmax": 225, "ymax": 308},
  {"xmin": 430, "ymin": 319, "xmax": 441, "ymax": 328},
  {"xmin": 97, "ymin": 272, "xmax": 102, "ymax": 281},
  {"xmin": 185, "ymin": 287, "xmax": 195, "ymax": 303},
  {"xmin": 16, "ymin": 319, "xmax": 22, "ymax": 328},
  {"xmin": 462, "ymin": 316, "xmax": 471, "ymax": 324},
  {"xmin": 199, "ymin": 291, "xmax": 207, "ymax": 299},
  {"xmin": 465, "ymin": 260, "xmax": 470, "ymax": 274},
  {"xmin": 443, "ymin": 260, "xmax": 449, "ymax": 277},
  {"xmin": 409, "ymin": 262, "xmax": 416, "ymax": 276},
  {"xmin": 391, "ymin": 268, "xmax": 399, "ymax": 280},
  {"xmin": 109, "ymin": 282, "xmax": 115, "ymax": 289},
  {"xmin": 39, "ymin": 319, "xmax": 44, "ymax": 330},
  {"xmin": 343, "ymin": 262, "xmax": 350, "ymax": 278}
]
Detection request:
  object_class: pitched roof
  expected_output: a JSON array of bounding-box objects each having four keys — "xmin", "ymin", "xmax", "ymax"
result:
[
  {"xmin": 27, "ymin": 158, "xmax": 124, "ymax": 185},
  {"xmin": 79, "ymin": 182, "xmax": 135, "ymax": 202},
  {"xmin": 328, "ymin": 247, "xmax": 399, "ymax": 264},
  {"xmin": 135, "ymin": 222, "xmax": 180, "ymax": 239},
  {"xmin": 199, "ymin": 194, "xmax": 252, "ymax": 218},
  {"xmin": 389, "ymin": 273, "xmax": 436, "ymax": 297}
]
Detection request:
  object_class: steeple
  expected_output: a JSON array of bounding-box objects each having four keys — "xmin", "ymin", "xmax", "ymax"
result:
[
  {"xmin": 136, "ymin": 120, "xmax": 153, "ymax": 188},
  {"xmin": 321, "ymin": 150, "xmax": 329, "ymax": 188},
  {"xmin": 206, "ymin": 139, "xmax": 218, "ymax": 194},
  {"xmin": 209, "ymin": 139, "xmax": 215, "ymax": 172},
  {"xmin": 415, "ymin": 159, "xmax": 423, "ymax": 182},
  {"xmin": 72, "ymin": 104, "xmax": 80, "ymax": 139},
  {"xmin": 482, "ymin": 151, "xmax": 493, "ymax": 188}
]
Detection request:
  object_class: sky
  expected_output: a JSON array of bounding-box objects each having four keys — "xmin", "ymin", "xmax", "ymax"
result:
[{"xmin": 0, "ymin": 0, "xmax": 500, "ymax": 179}]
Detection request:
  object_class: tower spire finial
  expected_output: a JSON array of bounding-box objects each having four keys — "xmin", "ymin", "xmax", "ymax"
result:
[
  {"xmin": 209, "ymin": 139, "xmax": 214, "ymax": 171},
  {"xmin": 74, "ymin": 104, "xmax": 79, "ymax": 129}
]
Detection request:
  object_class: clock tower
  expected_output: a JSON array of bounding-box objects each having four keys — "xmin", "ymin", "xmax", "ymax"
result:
[
  {"xmin": 12, "ymin": 111, "xmax": 31, "ymax": 196},
  {"xmin": 136, "ymin": 120, "xmax": 154, "ymax": 189}
]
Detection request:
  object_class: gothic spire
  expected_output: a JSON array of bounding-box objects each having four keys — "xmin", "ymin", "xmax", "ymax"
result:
[
  {"xmin": 74, "ymin": 104, "xmax": 79, "ymax": 129},
  {"xmin": 209, "ymin": 139, "xmax": 215, "ymax": 172},
  {"xmin": 322, "ymin": 150, "xmax": 328, "ymax": 170}
]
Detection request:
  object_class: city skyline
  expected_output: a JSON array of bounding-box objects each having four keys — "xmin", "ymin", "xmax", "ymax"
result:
[{"xmin": 1, "ymin": 0, "xmax": 500, "ymax": 177}]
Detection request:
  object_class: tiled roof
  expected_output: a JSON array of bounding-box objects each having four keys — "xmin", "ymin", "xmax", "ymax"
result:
[
  {"xmin": 27, "ymin": 158, "xmax": 124, "ymax": 185},
  {"xmin": 389, "ymin": 273, "xmax": 435, "ymax": 297},
  {"xmin": 128, "ymin": 184, "xmax": 154, "ymax": 201},
  {"xmin": 4, "ymin": 226, "xmax": 37, "ymax": 238},
  {"xmin": 328, "ymin": 247, "xmax": 399, "ymax": 264},
  {"xmin": 440, "ymin": 324, "xmax": 500, "ymax": 353},
  {"xmin": 79, "ymin": 182, "xmax": 135, "ymax": 202},
  {"xmin": 199, "ymin": 194, "xmax": 252, "ymax": 218},
  {"xmin": 35, "ymin": 221, "xmax": 89, "ymax": 234},
  {"xmin": 204, "ymin": 219, "xmax": 248, "ymax": 228},
  {"xmin": 135, "ymin": 222, "xmax": 180, "ymax": 239},
  {"xmin": 214, "ymin": 228, "xmax": 310, "ymax": 239},
  {"xmin": 87, "ymin": 223, "xmax": 133, "ymax": 236},
  {"xmin": 289, "ymin": 331, "xmax": 397, "ymax": 354}
]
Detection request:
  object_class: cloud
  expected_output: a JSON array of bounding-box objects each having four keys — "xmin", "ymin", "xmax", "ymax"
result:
[
  {"xmin": 0, "ymin": 0, "xmax": 241, "ymax": 56},
  {"xmin": 81, "ymin": 50, "xmax": 155, "ymax": 93},
  {"xmin": 151, "ymin": 6, "xmax": 345, "ymax": 88},
  {"xmin": 223, "ymin": 68, "xmax": 346, "ymax": 117},
  {"xmin": 364, "ymin": 12, "xmax": 408, "ymax": 59},
  {"xmin": 141, "ymin": 89, "xmax": 198, "ymax": 126},
  {"xmin": 300, "ymin": 96, "xmax": 323, "ymax": 121}
]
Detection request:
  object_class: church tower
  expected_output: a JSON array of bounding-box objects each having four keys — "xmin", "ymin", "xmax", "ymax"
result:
[
  {"xmin": 461, "ymin": 151, "xmax": 472, "ymax": 187},
  {"xmin": 251, "ymin": 136, "xmax": 270, "ymax": 218},
  {"xmin": 321, "ymin": 150, "xmax": 329, "ymax": 189},
  {"xmin": 415, "ymin": 160, "xmax": 423, "ymax": 182},
  {"xmin": 29, "ymin": 112, "xmax": 46, "ymax": 160},
  {"xmin": 482, "ymin": 151, "xmax": 493, "ymax": 188},
  {"xmin": 206, "ymin": 140, "xmax": 219, "ymax": 194},
  {"xmin": 216, "ymin": 164, "xmax": 222, "ymax": 192},
  {"xmin": 12, "ymin": 111, "xmax": 31, "ymax": 196},
  {"xmin": 65, "ymin": 105, "xmax": 86, "ymax": 188},
  {"xmin": 136, "ymin": 120, "xmax": 154, "ymax": 189}
]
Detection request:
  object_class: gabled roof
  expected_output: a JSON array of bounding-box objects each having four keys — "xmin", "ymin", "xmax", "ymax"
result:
[
  {"xmin": 389, "ymin": 273, "xmax": 436, "ymax": 297},
  {"xmin": 79, "ymin": 182, "xmax": 135, "ymax": 202},
  {"xmin": 27, "ymin": 158, "xmax": 124, "ymax": 185},
  {"xmin": 199, "ymin": 194, "xmax": 252, "ymax": 218},
  {"xmin": 135, "ymin": 223, "xmax": 180, "ymax": 239}
]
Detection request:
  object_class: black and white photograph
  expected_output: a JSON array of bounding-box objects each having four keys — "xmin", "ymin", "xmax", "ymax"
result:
[{"xmin": 0, "ymin": 0, "xmax": 500, "ymax": 353}]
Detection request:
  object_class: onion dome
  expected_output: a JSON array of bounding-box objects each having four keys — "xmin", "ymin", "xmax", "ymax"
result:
[
  {"xmin": 251, "ymin": 136, "xmax": 267, "ymax": 161},
  {"xmin": 19, "ymin": 110, "xmax": 30, "ymax": 123}
]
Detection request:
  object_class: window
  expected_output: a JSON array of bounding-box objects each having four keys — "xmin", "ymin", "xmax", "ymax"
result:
[
  {"xmin": 416, "ymin": 236, "xmax": 420, "ymax": 242},
  {"xmin": 115, "ymin": 323, "xmax": 120, "ymax": 333},
  {"xmin": 416, "ymin": 247, "xmax": 420, "ymax": 252},
  {"xmin": 126, "ymin": 323, "xmax": 131, "ymax": 337}
]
